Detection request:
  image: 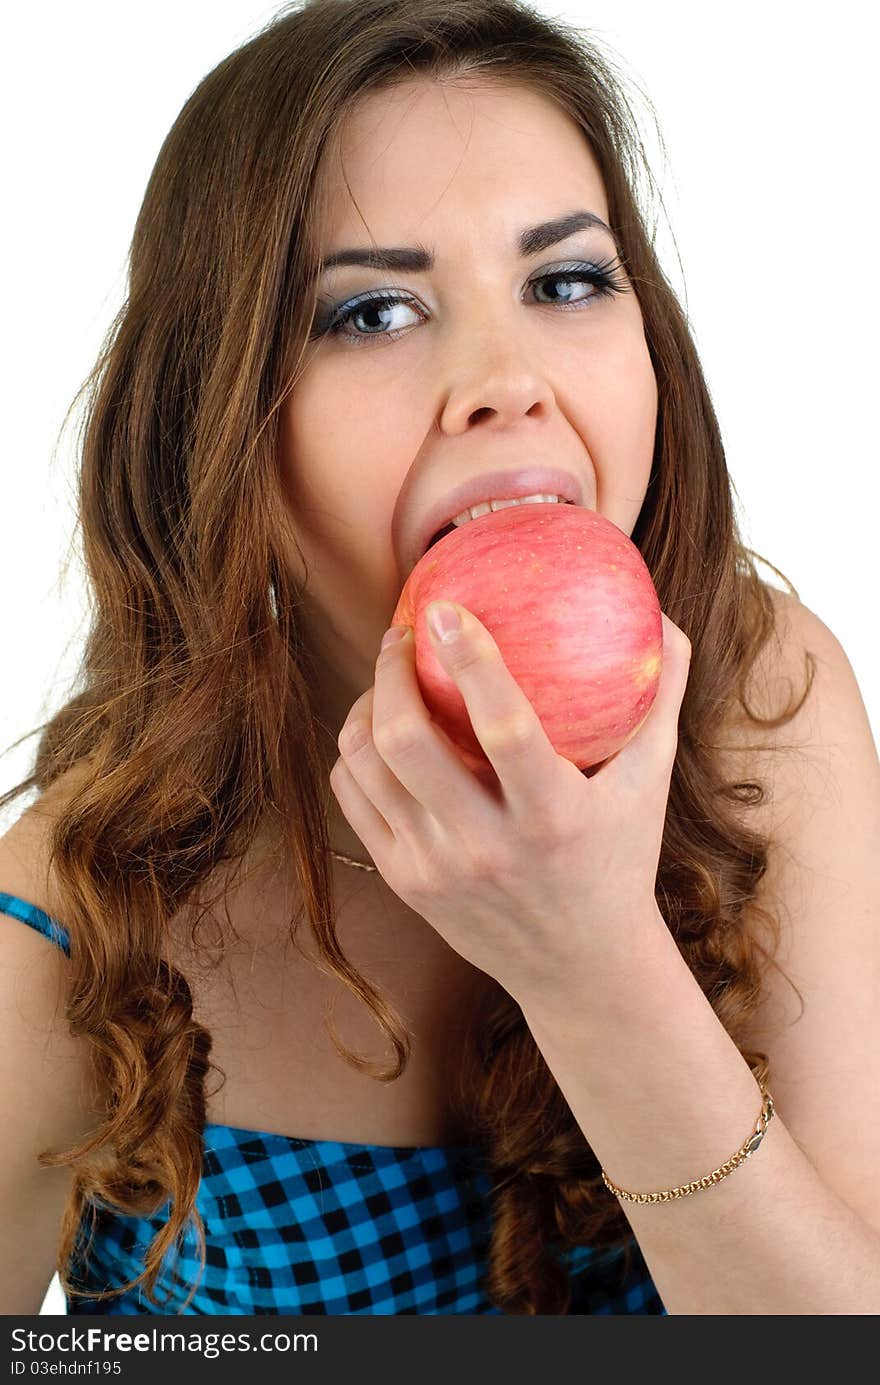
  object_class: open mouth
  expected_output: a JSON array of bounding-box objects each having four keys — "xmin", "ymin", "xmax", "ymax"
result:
[
  {"xmin": 425, "ymin": 497, "xmax": 576, "ymax": 553},
  {"xmin": 426, "ymin": 522, "xmax": 457, "ymax": 550}
]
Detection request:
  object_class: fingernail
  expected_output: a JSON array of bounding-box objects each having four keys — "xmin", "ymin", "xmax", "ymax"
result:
[
  {"xmin": 380, "ymin": 625, "xmax": 408, "ymax": 651},
  {"xmin": 427, "ymin": 601, "xmax": 461, "ymax": 643}
]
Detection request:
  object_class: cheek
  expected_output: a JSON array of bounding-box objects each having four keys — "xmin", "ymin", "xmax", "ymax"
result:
[
  {"xmin": 282, "ymin": 355, "xmax": 423, "ymax": 492},
  {"xmin": 281, "ymin": 353, "xmax": 436, "ymax": 553},
  {"xmin": 277, "ymin": 372, "xmax": 413, "ymax": 588},
  {"xmin": 588, "ymin": 330, "xmax": 657, "ymax": 453},
  {"xmin": 622, "ymin": 337, "xmax": 658, "ymax": 453},
  {"xmin": 570, "ymin": 333, "xmax": 658, "ymax": 533},
  {"xmin": 277, "ymin": 373, "xmax": 371, "ymax": 551}
]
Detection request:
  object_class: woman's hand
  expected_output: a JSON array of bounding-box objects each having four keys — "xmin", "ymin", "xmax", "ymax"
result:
[{"xmin": 329, "ymin": 602, "xmax": 691, "ymax": 1009}]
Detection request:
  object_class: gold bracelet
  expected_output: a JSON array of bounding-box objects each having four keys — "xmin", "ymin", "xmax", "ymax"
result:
[{"xmin": 601, "ymin": 1087, "xmax": 774, "ymax": 1204}]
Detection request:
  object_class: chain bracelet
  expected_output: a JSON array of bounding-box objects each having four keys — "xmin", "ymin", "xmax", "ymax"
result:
[{"xmin": 601, "ymin": 1087, "xmax": 774, "ymax": 1204}]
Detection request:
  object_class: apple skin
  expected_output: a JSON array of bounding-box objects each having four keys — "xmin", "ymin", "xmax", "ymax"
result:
[{"xmin": 391, "ymin": 503, "xmax": 663, "ymax": 774}]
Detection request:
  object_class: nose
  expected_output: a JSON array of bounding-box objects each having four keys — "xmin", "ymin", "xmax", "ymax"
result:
[{"xmin": 436, "ymin": 328, "xmax": 556, "ymax": 435}]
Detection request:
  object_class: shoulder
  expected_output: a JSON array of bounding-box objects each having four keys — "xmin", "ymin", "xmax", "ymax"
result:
[
  {"xmin": 759, "ymin": 584, "xmax": 856, "ymax": 721},
  {"xmin": 0, "ymin": 793, "xmax": 69, "ymax": 928},
  {"xmin": 711, "ymin": 579, "xmax": 878, "ymax": 1009},
  {"xmin": 713, "ymin": 579, "xmax": 879, "ymax": 1028},
  {"xmin": 0, "ymin": 758, "xmax": 99, "ymax": 916},
  {"xmin": 771, "ymin": 587, "xmax": 876, "ymax": 764},
  {"xmin": 738, "ymin": 583, "xmax": 821, "ymax": 730},
  {"xmin": 715, "ymin": 583, "xmax": 870, "ymax": 801},
  {"xmin": 0, "ymin": 769, "xmax": 102, "ymax": 1155}
]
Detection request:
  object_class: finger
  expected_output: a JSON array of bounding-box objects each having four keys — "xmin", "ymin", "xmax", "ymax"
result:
[
  {"xmin": 597, "ymin": 612, "xmax": 691, "ymax": 783},
  {"xmin": 328, "ymin": 751, "xmax": 396, "ymax": 860},
  {"xmin": 425, "ymin": 601, "xmax": 562, "ymax": 819},
  {"xmin": 371, "ymin": 624, "xmax": 503, "ymax": 822},
  {"xmin": 336, "ymin": 682, "xmax": 430, "ymax": 842}
]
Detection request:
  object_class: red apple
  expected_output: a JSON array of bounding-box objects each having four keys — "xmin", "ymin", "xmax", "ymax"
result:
[{"xmin": 391, "ymin": 503, "xmax": 663, "ymax": 774}]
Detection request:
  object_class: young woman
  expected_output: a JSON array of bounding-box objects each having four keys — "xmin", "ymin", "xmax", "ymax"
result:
[{"xmin": 1, "ymin": 0, "xmax": 878, "ymax": 1316}]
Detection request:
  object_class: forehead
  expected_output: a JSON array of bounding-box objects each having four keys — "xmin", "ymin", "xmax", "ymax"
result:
[{"xmin": 313, "ymin": 78, "xmax": 609, "ymax": 247}]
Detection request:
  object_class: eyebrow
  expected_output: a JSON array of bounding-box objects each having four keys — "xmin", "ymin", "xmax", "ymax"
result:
[{"xmin": 316, "ymin": 210, "xmax": 618, "ymax": 274}]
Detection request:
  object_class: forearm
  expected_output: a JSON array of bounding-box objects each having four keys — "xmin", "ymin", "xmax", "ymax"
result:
[{"xmin": 520, "ymin": 909, "xmax": 880, "ymax": 1315}]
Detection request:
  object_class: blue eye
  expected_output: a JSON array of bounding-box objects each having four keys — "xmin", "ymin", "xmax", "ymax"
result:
[{"xmin": 310, "ymin": 257, "xmax": 628, "ymax": 347}]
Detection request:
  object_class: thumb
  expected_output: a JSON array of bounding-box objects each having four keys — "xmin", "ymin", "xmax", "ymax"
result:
[{"xmin": 589, "ymin": 612, "xmax": 691, "ymax": 779}]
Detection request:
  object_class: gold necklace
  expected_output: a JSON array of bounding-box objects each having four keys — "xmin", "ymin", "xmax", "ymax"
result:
[{"xmin": 329, "ymin": 847, "xmax": 378, "ymax": 872}]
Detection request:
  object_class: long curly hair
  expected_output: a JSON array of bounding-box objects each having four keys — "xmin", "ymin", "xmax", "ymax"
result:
[{"xmin": 0, "ymin": 0, "xmax": 813, "ymax": 1315}]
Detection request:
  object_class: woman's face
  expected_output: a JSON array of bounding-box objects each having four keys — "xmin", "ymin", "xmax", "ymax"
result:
[{"xmin": 278, "ymin": 77, "xmax": 657, "ymax": 732}]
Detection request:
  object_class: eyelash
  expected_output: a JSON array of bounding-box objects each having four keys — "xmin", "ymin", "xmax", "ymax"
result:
[{"xmin": 311, "ymin": 257, "xmax": 628, "ymax": 347}]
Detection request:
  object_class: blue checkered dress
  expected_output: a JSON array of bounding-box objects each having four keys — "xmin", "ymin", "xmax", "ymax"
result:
[{"xmin": 1, "ymin": 892, "xmax": 666, "ymax": 1315}]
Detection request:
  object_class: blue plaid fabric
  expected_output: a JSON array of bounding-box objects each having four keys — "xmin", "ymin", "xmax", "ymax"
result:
[{"xmin": 1, "ymin": 892, "xmax": 666, "ymax": 1315}]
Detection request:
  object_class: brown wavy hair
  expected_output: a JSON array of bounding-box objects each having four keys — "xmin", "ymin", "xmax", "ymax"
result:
[{"xmin": 0, "ymin": 0, "xmax": 813, "ymax": 1314}]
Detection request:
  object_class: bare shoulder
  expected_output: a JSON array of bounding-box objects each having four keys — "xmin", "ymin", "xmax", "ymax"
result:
[
  {"xmin": 712, "ymin": 579, "xmax": 878, "ymax": 1002},
  {"xmin": 713, "ymin": 583, "xmax": 846, "ymax": 799},
  {"xmin": 0, "ymin": 768, "xmax": 107, "ymax": 1309},
  {"xmin": 0, "ymin": 767, "xmax": 102, "ymax": 1151}
]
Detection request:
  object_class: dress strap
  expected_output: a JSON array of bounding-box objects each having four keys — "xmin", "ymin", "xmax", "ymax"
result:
[{"xmin": 0, "ymin": 892, "xmax": 71, "ymax": 957}]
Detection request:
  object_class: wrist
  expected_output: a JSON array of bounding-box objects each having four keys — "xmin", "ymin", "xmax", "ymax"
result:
[
  {"xmin": 516, "ymin": 914, "xmax": 764, "ymax": 1198},
  {"xmin": 515, "ymin": 901, "xmax": 676, "ymax": 1029}
]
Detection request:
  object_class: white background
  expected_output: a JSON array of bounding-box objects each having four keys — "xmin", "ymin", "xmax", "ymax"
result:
[{"xmin": 0, "ymin": 0, "xmax": 874, "ymax": 1317}]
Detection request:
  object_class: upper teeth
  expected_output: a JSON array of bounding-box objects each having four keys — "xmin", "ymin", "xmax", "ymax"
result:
[{"xmin": 451, "ymin": 493, "xmax": 567, "ymax": 528}]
